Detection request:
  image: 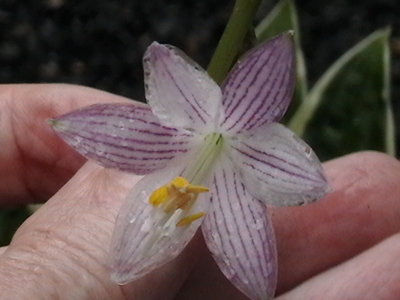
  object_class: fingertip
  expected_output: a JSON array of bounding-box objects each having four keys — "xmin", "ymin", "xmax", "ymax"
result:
[
  {"xmin": 272, "ymin": 151, "xmax": 400, "ymax": 294},
  {"xmin": 0, "ymin": 84, "xmax": 133, "ymax": 204}
]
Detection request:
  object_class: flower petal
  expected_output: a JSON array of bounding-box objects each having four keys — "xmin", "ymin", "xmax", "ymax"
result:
[
  {"xmin": 202, "ymin": 157, "xmax": 277, "ymax": 300},
  {"xmin": 220, "ymin": 33, "xmax": 295, "ymax": 134},
  {"xmin": 51, "ymin": 103, "xmax": 195, "ymax": 174},
  {"xmin": 229, "ymin": 123, "xmax": 328, "ymax": 206},
  {"xmin": 143, "ymin": 42, "xmax": 222, "ymax": 132},
  {"xmin": 110, "ymin": 156, "xmax": 211, "ymax": 284}
]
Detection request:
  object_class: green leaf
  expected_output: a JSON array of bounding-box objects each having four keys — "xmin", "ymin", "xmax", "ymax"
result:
[
  {"xmin": 289, "ymin": 28, "xmax": 394, "ymax": 160},
  {"xmin": 255, "ymin": 0, "xmax": 307, "ymax": 107}
]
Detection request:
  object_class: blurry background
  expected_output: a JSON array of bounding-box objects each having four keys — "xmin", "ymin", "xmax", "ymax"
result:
[
  {"xmin": 1, "ymin": 0, "xmax": 399, "ymax": 107},
  {"xmin": 0, "ymin": 0, "xmax": 399, "ymax": 244}
]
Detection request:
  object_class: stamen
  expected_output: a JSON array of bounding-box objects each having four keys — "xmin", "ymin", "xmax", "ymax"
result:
[
  {"xmin": 176, "ymin": 212, "xmax": 206, "ymax": 227},
  {"xmin": 149, "ymin": 186, "xmax": 169, "ymax": 206},
  {"xmin": 186, "ymin": 185, "xmax": 209, "ymax": 193},
  {"xmin": 148, "ymin": 176, "xmax": 209, "ymax": 227},
  {"xmin": 171, "ymin": 177, "xmax": 190, "ymax": 189}
]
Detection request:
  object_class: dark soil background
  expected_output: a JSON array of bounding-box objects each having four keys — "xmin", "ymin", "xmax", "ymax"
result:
[{"xmin": 0, "ymin": 0, "xmax": 399, "ymax": 142}]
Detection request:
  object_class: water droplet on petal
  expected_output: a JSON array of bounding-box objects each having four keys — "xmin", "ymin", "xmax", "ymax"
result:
[
  {"xmin": 222, "ymin": 258, "xmax": 236, "ymax": 279},
  {"xmin": 252, "ymin": 219, "xmax": 264, "ymax": 230},
  {"xmin": 118, "ymin": 121, "xmax": 126, "ymax": 130},
  {"xmin": 95, "ymin": 146, "xmax": 105, "ymax": 156},
  {"xmin": 232, "ymin": 202, "xmax": 240, "ymax": 211},
  {"xmin": 140, "ymin": 218, "xmax": 152, "ymax": 232}
]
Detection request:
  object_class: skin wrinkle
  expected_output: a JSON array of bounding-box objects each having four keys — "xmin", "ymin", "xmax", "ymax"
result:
[
  {"xmin": 19, "ymin": 228, "xmax": 99, "ymax": 290},
  {"xmin": 0, "ymin": 233, "xmax": 91, "ymax": 300},
  {"xmin": 5, "ymin": 163, "xmax": 133, "ymax": 300},
  {"xmin": 8, "ymin": 231, "xmax": 109, "ymax": 299},
  {"xmin": 0, "ymin": 258, "xmax": 57, "ymax": 299}
]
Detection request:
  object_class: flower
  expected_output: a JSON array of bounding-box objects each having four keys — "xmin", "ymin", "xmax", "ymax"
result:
[{"xmin": 51, "ymin": 33, "xmax": 328, "ymax": 300}]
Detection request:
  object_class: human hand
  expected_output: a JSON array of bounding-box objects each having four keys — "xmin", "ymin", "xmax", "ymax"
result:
[{"xmin": 0, "ymin": 84, "xmax": 399, "ymax": 300}]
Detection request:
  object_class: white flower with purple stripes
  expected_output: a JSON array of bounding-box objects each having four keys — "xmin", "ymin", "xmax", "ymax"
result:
[{"xmin": 51, "ymin": 33, "xmax": 328, "ymax": 300}]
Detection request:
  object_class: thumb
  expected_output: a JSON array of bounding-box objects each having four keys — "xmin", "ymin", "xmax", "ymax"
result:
[{"xmin": 0, "ymin": 150, "xmax": 203, "ymax": 300}]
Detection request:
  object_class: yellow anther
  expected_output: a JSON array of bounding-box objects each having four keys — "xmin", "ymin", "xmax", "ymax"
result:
[
  {"xmin": 149, "ymin": 186, "xmax": 169, "ymax": 206},
  {"xmin": 149, "ymin": 177, "xmax": 209, "ymax": 215},
  {"xmin": 176, "ymin": 212, "xmax": 206, "ymax": 227},
  {"xmin": 171, "ymin": 177, "xmax": 190, "ymax": 189},
  {"xmin": 186, "ymin": 185, "xmax": 209, "ymax": 193}
]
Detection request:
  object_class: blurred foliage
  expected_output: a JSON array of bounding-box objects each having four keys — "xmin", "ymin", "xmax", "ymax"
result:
[
  {"xmin": 257, "ymin": 0, "xmax": 394, "ymax": 160},
  {"xmin": 301, "ymin": 29, "xmax": 393, "ymax": 160}
]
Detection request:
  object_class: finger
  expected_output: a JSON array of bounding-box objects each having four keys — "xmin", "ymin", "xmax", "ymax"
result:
[
  {"xmin": 175, "ymin": 151, "xmax": 400, "ymax": 299},
  {"xmin": 273, "ymin": 151, "xmax": 400, "ymax": 293},
  {"xmin": 0, "ymin": 247, "xmax": 7, "ymax": 255},
  {"xmin": 276, "ymin": 233, "xmax": 400, "ymax": 300},
  {"xmin": 0, "ymin": 84, "xmax": 131, "ymax": 205},
  {"xmin": 174, "ymin": 237, "xmax": 249, "ymax": 300},
  {"xmin": 0, "ymin": 162, "xmax": 204, "ymax": 300}
]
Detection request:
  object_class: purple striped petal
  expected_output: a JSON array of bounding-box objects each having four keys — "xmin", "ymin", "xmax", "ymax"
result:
[
  {"xmin": 202, "ymin": 157, "xmax": 277, "ymax": 300},
  {"xmin": 110, "ymin": 159, "xmax": 211, "ymax": 283},
  {"xmin": 220, "ymin": 33, "xmax": 295, "ymax": 134},
  {"xmin": 51, "ymin": 103, "xmax": 196, "ymax": 174},
  {"xmin": 144, "ymin": 42, "xmax": 222, "ymax": 133},
  {"xmin": 229, "ymin": 123, "xmax": 328, "ymax": 206}
]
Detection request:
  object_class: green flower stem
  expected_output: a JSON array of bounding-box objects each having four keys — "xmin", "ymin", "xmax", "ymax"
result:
[{"xmin": 207, "ymin": 0, "xmax": 261, "ymax": 85}]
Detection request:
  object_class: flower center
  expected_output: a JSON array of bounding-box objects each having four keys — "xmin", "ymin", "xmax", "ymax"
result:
[
  {"xmin": 149, "ymin": 176, "xmax": 209, "ymax": 226},
  {"xmin": 148, "ymin": 133, "xmax": 223, "ymax": 227},
  {"xmin": 183, "ymin": 133, "xmax": 224, "ymax": 185}
]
